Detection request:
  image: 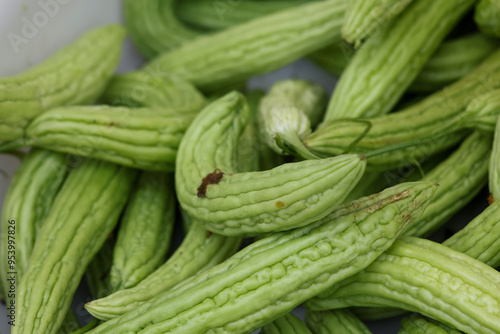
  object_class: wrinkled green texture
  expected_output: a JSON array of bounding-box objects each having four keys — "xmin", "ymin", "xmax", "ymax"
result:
[
  {"xmin": 307, "ymin": 237, "xmax": 500, "ymax": 334},
  {"xmin": 0, "ymin": 25, "xmax": 125, "ymax": 147},
  {"xmin": 324, "ymin": 0, "xmax": 476, "ymax": 120},
  {"xmin": 146, "ymin": 0, "xmax": 347, "ymax": 92},
  {"xmin": 176, "ymin": 92, "xmax": 366, "ymax": 236},
  {"xmin": 24, "ymin": 105, "xmax": 196, "ymax": 171},
  {"xmin": 261, "ymin": 312, "xmax": 312, "ymax": 334},
  {"xmin": 475, "ymin": 0, "xmax": 500, "ymax": 37},
  {"xmin": 86, "ymin": 182, "xmax": 436, "ymax": 333},
  {"xmin": 14, "ymin": 159, "xmax": 137, "ymax": 334}
]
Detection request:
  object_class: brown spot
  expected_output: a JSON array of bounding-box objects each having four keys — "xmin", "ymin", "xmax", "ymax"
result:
[
  {"xmin": 197, "ymin": 169, "xmax": 224, "ymax": 198},
  {"xmin": 206, "ymin": 231, "xmax": 212, "ymax": 237},
  {"xmin": 488, "ymin": 193, "xmax": 495, "ymax": 205},
  {"xmin": 275, "ymin": 201, "xmax": 285, "ymax": 208}
]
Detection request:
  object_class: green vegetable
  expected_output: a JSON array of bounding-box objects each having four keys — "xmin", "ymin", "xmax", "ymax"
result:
[
  {"xmin": 14, "ymin": 159, "xmax": 137, "ymax": 334},
  {"xmin": 399, "ymin": 314, "xmax": 462, "ymax": 334},
  {"xmin": 464, "ymin": 88, "xmax": 500, "ymax": 133},
  {"xmin": 303, "ymin": 48, "xmax": 500, "ymax": 171},
  {"xmin": 324, "ymin": 0, "xmax": 476, "ymax": 120},
  {"xmin": 305, "ymin": 309, "xmax": 373, "ymax": 334},
  {"xmin": 85, "ymin": 181, "xmax": 436, "ymax": 333},
  {"xmin": 1, "ymin": 149, "xmax": 68, "ymax": 300},
  {"xmin": 23, "ymin": 105, "xmax": 196, "ymax": 171},
  {"xmin": 261, "ymin": 312, "xmax": 312, "ymax": 334},
  {"xmin": 175, "ymin": 92, "xmax": 366, "ymax": 236},
  {"xmin": 475, "ymin": 0, "xmax": 500, "ymax": 38},
  {"xmin": 175, "ymin": 0, "xmax": 312, "ymax": 31},
  {"xmin": 0, "ymin": 25, "xmax": 125, "ymax": 148},
  {"xmin": 402, "ymin": 131, "xmax": 491, "ymax": 237},
  {"xmin": 109, "ymin": 172, "xmax": 175, "ymax": 291},
  {"xmin": 443, "ymin": 198, "xmax": 500, "ymax": 268},
  {"xmin": 85, "ymin": 221, "xmax": 242, "ymax": 320},
  {"xmin": 99, "ymin": 70, "xmax": 207, "ymax": 112},
  {"xmin": 145, "ymin": 0, "xmax": 347, "ymax": 92},
  {"xmin": 409, "ymin": 33, "xmax": 499, "ymax": 93},
  {"xmin": 306, "ymin": 236, "xmax": 500, "ymax": 334},
  {"xmin": 342, "ymin": 0, "xmax": 414, "ymax": 47},
  {"xmin": 258, "ymin": 79, "xmax": 326, "ymax": 157},
  {"xmin": 86, "ymin": 237, "xmax": 114, "ymax": 300},
  {"xmin": 491, "ymin": 113, "xmax": 500, "ymax": 201},
  {"xmin": 124, "ymin": 0, "xmax": 199, "ymax": 59}
]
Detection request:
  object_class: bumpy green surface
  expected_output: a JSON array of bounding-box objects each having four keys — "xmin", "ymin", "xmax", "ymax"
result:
[
  {"xmin": 304, "ymin": 49, "xmax": 500, "ymax": 171},
  {"xmin": 146, "ymin": 0, "xmax": 347, "ymax": 91},
  {"xmin": 261, "ymin": 312, "xmax": 312, "ymax": 334},
  {"xmin": 305, "ymin": 309, "xmax": 373, "ymax": 334},
  {"xmin": 85, "ymin": 181, "xmax": 436, "ymax": 333},
  {"xmin": 109, "ymin": 172, "xmax": 175, "ymax": 291},
  {"xmin": 176, "ymin": 0, "xmax": 312, "ymax": 31},
  {"xmin": 402, "ymin": 131, "xmax": 491, "ymax": 237},
  {"xmin": 399, "ymin": 314, "xmax": 462, "ymax": 334},
  {"xmin": 0, "ymin": 25, "xmax": 125, "ymax": 147},
  {"xmin": 409, "ymin": 33, "xmax": 499, "ymax": 93},
  {"xmin": 176, "ymin": 92, "xmax": 366, "ymax": 236},
  {"xmin": 324, "ymin": 0, "xmax": 476, "ymax": 120},
  {"xmin": 0, "ymin": 149, "xmax": 68, "ymax": 299},
  {"xmin": 306, "ymin": 237, "xmax": 500, "ymax": 334},
  {"xmin": 14, "ymin": 159, "xmax": 137, "ymax": 334},
  {"xmin": 124, "ymin": 0, "xmax": 199, "ymax": 59},
  {"xmin": 99, "ymin": 70, "xmax": 207, "ymax": 112},
  {"xmin": 491, "ymin": 113, "xmax": 500, "ymax": 201},
  {"xmin": 85, "ymin": 221, "xmax": 242, "ymax": 320},
  {"xmin": 342, "ymin": 0, "xmax": 414, "ymax": 47},
  {"xmin": 475, "ymin": 0, "xmax": 500, "ymax": 37},
  {"xmin": 23, "ymin": 105, "xmax": 196, "ymax": 171}
]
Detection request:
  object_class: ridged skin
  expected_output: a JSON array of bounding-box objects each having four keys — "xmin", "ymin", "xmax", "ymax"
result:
[
  {"xmin": 465, "ymin": 88, "xmax": 500, "ymax": 133},
  {"xmin": 0, "ymin": 149, "xmax": 67, "ymax": 300},
  {"xmin": 14, "ymin": 159, "xmax": 137, "ymax": 334},
  {"xmin": 399, "ymin": 314, "xmax": 462, "ymax": 334},
  {"xmin": 491, "ymin": 113, "xmax": 500, "ymax": 201},
  {"xmin": 409, "ymin": 33, "xmax": 499, "ymax": 93},
  {"xmin": 109, "ymin": 172, "xmax": 175, "ymax": 291},
  {"xmin": 402, "ymin": 131, "xmax": 492, "ymax": 237},
  {"xmin": 306, "ymin": 237, "xmax": 500, "ymax": 334},
  {"xmin": 475, "ymin": 0, "xmax": 500, "ymax": 38},
  {"xmin": 443, "ymin": 199, "xmax": 500, "ymax": 268},
  {"xmin": 176, "ymin": 0, "xmax": 312, "ymax": 31},
  {"xmin": 85, "ymin": 237, "xmax": 114, "ymax": 300},
  {"xmin": 258, "ymin": 79, "xmax": 326, "ymax": 157},
  {"xmin": 146, "ymin": 0, "xmax": 347, "ymax": 91},
  {"xmin": 99, "ymin": 70, "xmax": 207, "ymax": 112},
  {"xmin": 324, "ymin": 0, "xmax": 476, "ymax": 120},
  {"xmin": 176, "ymin": 92, "xmax": 366, "ymax": 236},
  {"xmin": 0, "ymin": 25, "xmax": 125, "ymax": 146},
  {"xmin": 261, "ymin": 313, "xmax": 312, "ymax": 334},
  {"xmin": 341, "ymin": 0, "xmax": 414, "ymax": 47},
  {"xmin": 85, "ymin": 222, "xmax": 242, "ymax": 320},
  {"xmin": 85, "ymin": 182, "xmax": 436, "ymax": 333},
  {"xmin": 304, "ymin": 48, "xmax": 500, "ymax": 171},
  {"xmin": 124, "ymin": 0, "xmax": 199, "ymax": 59},
  {"xmin": 305, "ymin": 309, "xmax": 373, "ymax": 334},
  {"xmin": 24, "ymin": 105, "xmax": 196, "ymax": 171}
]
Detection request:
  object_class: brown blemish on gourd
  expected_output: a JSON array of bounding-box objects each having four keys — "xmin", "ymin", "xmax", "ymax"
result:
[
  {"xmin": 197, "ymin": 169, "xmax": 224, "ymax": 198},
  {"xmin": 488, "ymin": 193, "xmax": 495, "ymax": 205},
  {"xmin": 275, "ymin": 201, "xmax": 285, "ymax": 208}
]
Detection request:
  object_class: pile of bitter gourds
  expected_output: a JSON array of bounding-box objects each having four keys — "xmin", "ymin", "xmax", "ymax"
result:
[{"xmin": 2, "ymin": 0, "xmax": 500, "ymax": 333}]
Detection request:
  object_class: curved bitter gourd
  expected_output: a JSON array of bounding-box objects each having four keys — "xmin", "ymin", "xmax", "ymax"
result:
[
  {"xmin": 176, "ymin": 91, "xmax": 367, "ymax": 236},
  {"xmin": 85, "ymin": 181, "xmax": 436, "ymax": 333},
  {"xmin": 0, "ymin": 25, "xmax": 125, "ymax": 148}
]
